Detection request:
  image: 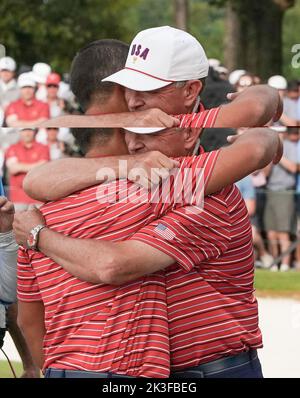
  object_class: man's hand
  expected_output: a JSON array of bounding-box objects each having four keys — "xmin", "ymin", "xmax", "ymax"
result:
[
  {"xmin": 13, "ymin": 207, "xmax": 46, "ymax": 246},
  {"xmin": 123, "ymin": 151, "xmax": 180, "ymax": 188},
  {"xmin": 129, "ymin": 108, "xmax": 180, "ymax": 128},
  {"xmin": 0, "ymin": 197, "xmax": 15, "ymax": 233}
]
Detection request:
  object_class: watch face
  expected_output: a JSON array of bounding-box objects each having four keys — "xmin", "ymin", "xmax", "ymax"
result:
[{"xmin": 27, "ymin": 233, "xmax": 35, "ymax": 248}]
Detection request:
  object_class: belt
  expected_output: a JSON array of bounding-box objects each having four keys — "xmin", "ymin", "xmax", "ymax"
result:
[
  {"xmin": 171, "ymin": 349, "xmax": 258, "ymax": 378},
  {"xmin": 45, "ymin": 350, "xmax": 258, "ymax": 379},
  {"xmin": 44, "ymin": 368, "xmax": 134, "ymax": 378}
]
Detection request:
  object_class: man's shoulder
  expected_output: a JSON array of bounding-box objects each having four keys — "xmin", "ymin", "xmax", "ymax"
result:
[{"xmin": 33, "ymin": 98, "xmax": 49, "ymax": 107}]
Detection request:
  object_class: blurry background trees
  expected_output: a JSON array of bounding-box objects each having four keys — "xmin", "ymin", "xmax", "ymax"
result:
[{"xmin": 0, "ymin": 0, "xmax": 299, "ymax": 79}]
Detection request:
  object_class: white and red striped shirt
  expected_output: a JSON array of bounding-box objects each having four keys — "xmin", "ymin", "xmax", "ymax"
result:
[
  {"xmin": 17, "ymin": 151, "xmax": 221, "ymax": 377},
  {"xmin": 131, "ymin": 185, "xmax": 262, "ymax": 371},
  {"xmin": 177, "ymin": 107, "xmax": 220, "ymax": 128}
]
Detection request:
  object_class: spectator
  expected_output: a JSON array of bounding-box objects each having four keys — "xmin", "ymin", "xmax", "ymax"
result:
[
  {"xmin": 283, "ymin": 80, "xmax": 300, "ymax": 122},
  {"xmin": 4, "ymin": 73, "xmax": 50, "ymax": 128},
  {"xmin": 294, "ymin": 128, "xmax": 300, "ymax": 271},
  {"xmin": 236, "ymin": 175, "xmax": 274, "ymax": 269},
  {"xmin": 45, "ymin": 73, "xmax": 66, "ymax": 118},
  {"xmin": 45, "ymin": 128, "xmax": 67, "ymax": 160},
  {"xmin": 264, "ymin": 127, "xmax": 298, "ymax": 271},
  {"xmin": 0, "ymin": 195, "xmax": 17, "ymax": 349},
  {"xmin": 31, "ymin": 62, "xmax": 51, "ymax": 102},
  {"xmin": 228, "ymin": 69, "xmax": 246, "ymax": 87},
  {"xmin": 268, "ymin": 75, "xmax": 297, "ymax": 127},
  {"xmin": 5, "ymin": 128, "xmax": 50, "ymax": 211},
  {"xmin": 236, "ymin": 73, "xmax": 256, "ymax": 93},
  {"xmin": 0, "ymin": 57, "xmax": 20, "ymax": 125}
]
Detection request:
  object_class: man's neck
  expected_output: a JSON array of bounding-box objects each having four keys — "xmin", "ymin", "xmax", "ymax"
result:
[
  {"xmin": 22, "ymin": 141, "xmax": 34, "ymax": 149},
  {"xmin": 22, "ymin": 98, "xmax": 34, "ymax": 106}
]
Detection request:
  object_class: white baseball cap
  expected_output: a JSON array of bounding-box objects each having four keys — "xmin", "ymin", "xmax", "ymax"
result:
[
  {"xmin": 228, "ymin": 69, "xmax": 246, "ymax": 85},
  {"xmin": 268, "ymin": 75, "xmax": 287, "ymax": 90},
  {"xmin": 125, "ymin": 127, "xmax": 165, "ymax": 134},
  {"xmin": 208, "ymin": 58, "xmax": 220, "ymax": 69},
  {"xmin": 102, "ymin": 26, "xmax": 209, "ymax": 92},
  {"xmin": 0, "ymin": 56, "xmax": 16, "ymax": 72},
  {"xmin": 32, "ymin": 62, "xmax": 51, "ymax": 84},
  {"xmin": 17, "ymin": 72, "xmax": 36, "ymax": 88}
]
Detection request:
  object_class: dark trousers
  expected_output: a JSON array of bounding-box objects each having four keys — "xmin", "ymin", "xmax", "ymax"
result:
[{"xmin": 45, "ymin": 350, "xmax": 263, "ymax": 379}]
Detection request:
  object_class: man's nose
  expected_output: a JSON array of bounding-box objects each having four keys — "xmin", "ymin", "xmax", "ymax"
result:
[
  {"xmin": 125, "ymin": 133, "xmax": 144, "ymax": 153},
  {"xmin": 126, "ymin": 89, "xmax": 144, "ymax": 111}
]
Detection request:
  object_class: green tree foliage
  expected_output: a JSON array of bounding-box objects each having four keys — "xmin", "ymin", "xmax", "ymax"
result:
[
  {"xmin": 0, "ymin": 0, "xmax": 138, "ymax": 73},
  {"xmin": 283, "ymin": 0, "xmax": 300, "ymax": 79}
]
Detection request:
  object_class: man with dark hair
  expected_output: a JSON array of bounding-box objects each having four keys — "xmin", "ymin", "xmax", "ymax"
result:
[{"xmin": 70, "ymin": 39, "xmax": 129, "ymax": 114}]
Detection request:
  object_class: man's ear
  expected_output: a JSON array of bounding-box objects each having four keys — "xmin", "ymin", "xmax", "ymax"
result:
[
  {"xmin": 183, "ymin": 80, "xmax": 202, "ymax": 109},
  {"xmin": 183, "ymin": 128, "xmax": 201, "ymax": 151}
]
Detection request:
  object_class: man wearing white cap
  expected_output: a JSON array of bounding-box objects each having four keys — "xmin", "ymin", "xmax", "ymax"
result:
[
  {"xmin": 32, "ymin": 62, "xmax": 52, "ymax": 102},
  {"xmin": 102, "ymin": 26, "xmax": 280, "ymax": 130},
  {"xmin": 44, "ymin": 26, "xmax": 281, "ymax": 131},
  {"xmin": 4, "ymin": 73, "xmax": 50, "ymax": 128},
  {"xmin": 0, "ymin": 57, "xmax": 19, "ymax": 125},
  {"xmin": 268, "ymin": 75, "xmax": 298, "ymax": 128}
]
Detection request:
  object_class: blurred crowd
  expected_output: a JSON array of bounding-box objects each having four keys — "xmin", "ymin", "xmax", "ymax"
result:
[{"xmin": 1, "ymin": 55, "xmax": 300, "ymax": 272}]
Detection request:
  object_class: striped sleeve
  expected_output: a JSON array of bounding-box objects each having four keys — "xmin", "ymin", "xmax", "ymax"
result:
[
  {"xmin": 176, "ymin": 107, "xmax": 220, "ymax": 128},
  {"xmin": 17, "ymin": 247, "xmax": 42, "ymax": 302},
  {"xmin": 129, "ymin": 150, "xmax": 230, "ymax": 272}
]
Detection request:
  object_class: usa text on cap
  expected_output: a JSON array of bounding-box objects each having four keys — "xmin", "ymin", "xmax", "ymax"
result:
[{"xmin": 102, "ymin": 26, "xmax": 209, "ymax": 92}]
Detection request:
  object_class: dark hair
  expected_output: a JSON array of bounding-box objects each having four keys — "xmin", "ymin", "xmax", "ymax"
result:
[
  {"xmin": 287, "ymin": 127, "xmax": 299, "ymax": 135},
  {"xmin": 71, "ymin": 128, "xmax": 114, "ymax": 155},
  {"xmin": 70, "ymin": 39, "xmax": 129, "ymax": 112},
  {"xmin": 287, "ymin": 80, "xmax": 299, "ymax": 92}
]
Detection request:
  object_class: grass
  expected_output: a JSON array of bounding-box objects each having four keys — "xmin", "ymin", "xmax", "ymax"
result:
[
  {"xmin": 0, "ymin": 269, "xmax": 299, "ymax": 378},
  {"xmin": 0, "ymin": 360, "xmax": 23, "ymax": 378},
  {"xmin": 254, "ymin": 269, "xmax": 300, "ymax": 299}
]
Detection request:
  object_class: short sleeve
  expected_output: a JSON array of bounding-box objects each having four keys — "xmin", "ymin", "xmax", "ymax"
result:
[
  {"xmin": 129, "ymin": 150, "xmax": 230, "ymax": 272},
  {"xmin": 5, "ymin": 102, "xmax": 17, "ymax": 117},
  {"xmin": 176, "ymin": 107, "xmax": 220, "ymax": 128},
  {"xmin": 5, "ymin": 145, "xmax": 17, "ymax": 160},
  {"xmin": 17, "ymin": 247, "xmax": 42, "ymax": 302}
]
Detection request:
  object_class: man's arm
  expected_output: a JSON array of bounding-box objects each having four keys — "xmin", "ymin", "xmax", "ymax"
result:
[
  {"xmin": 6, "ymin": 158, "xmax": 48, "ymax": 176},
  {"xmin": 278, "ymin": 156, "xmax": 297, "ymax": 174},
  {"xmin": 38, "ymin": 108, "xmax": 179, "ymax": 128},
  {"xmin": 5, "ymin": 116, "xmax": 48, "ymax": 128},
  {"xmin": 23, "ymin": 151, "xmax": 179, "ymax": 202},
  {"xmin": 214, "ymin": 85, "xmax": 282, "ymax": 128},
  {"xmin": 13, "ymin": 128, "xmax": 282, "ymax": 285},
  {"xmin": 205, "ymin": 128, "xmax": 282, "ymax": 195},
  {"xmin": 17, "ymin": 300, "xmax": 45, "ymax": 369}
]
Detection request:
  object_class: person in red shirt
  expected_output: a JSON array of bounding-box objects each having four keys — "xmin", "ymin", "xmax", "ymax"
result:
[
  {"xmin": 5, "ymin": 73, "xmax": 50, "ymax": 128},
  {"xmin": 5, "ymin": 128, "xmax": 50, "ymax": 210}
]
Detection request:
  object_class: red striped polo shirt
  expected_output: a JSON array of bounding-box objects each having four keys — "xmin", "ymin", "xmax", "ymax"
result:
[
  {"xmin": 130, "ymin": 185, "xmax": 262, "ymax": 371},
  {"xmin": 17, "ymin": 151, "xmax": 221, "ymax": 378},
  {"xmin": 177, "ymin": 107, "xmax": 220, "ymax": 128}
]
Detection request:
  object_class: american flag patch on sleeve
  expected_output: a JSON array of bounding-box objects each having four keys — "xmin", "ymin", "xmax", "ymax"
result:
[{"xmin": 154, "ymin": 223, "xmax": 176, "ymax": 241}]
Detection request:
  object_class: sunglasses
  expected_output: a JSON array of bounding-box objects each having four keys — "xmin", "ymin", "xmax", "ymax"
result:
[{"xmin": 47, "ymin": 84, "xmax": 59, "ymax": 88}]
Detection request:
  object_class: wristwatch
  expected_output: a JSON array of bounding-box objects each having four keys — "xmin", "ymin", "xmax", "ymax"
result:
[{"xmin": 26, "ymin": 225, "xmax": 47, "ymax": 251}]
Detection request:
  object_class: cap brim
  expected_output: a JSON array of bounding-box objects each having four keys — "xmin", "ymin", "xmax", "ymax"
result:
[
  {"xmin": 102, "ymin": 68, "xmax": 172, "ymax": 91},
  {"xmin": 125, "ymin": 127, "xmax": 166, "ymax": 134}
]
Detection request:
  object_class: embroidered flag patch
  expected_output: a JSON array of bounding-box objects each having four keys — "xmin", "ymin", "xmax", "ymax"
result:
[{"xmin": 154, "ymin": 223, "xmax": 176, "ymax": 241}]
